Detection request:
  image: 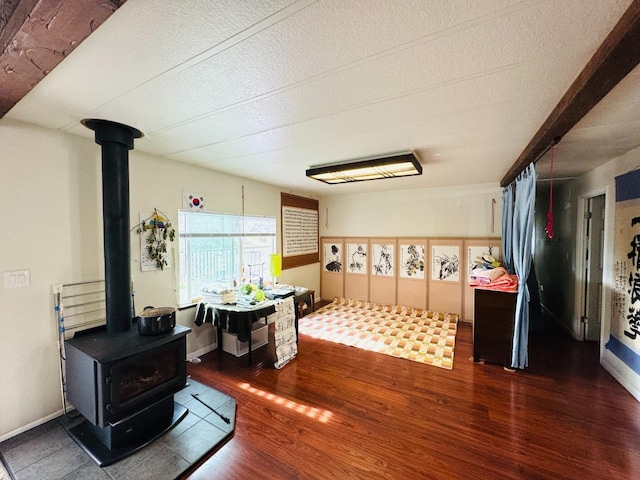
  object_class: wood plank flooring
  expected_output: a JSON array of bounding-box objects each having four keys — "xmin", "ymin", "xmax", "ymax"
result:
[{"xmin": 181, "ymin": 320, "xmax": 640, "ymax": 479}]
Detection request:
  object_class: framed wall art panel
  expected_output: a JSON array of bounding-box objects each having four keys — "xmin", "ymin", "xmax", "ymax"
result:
[
  {"xmin": 320, "ymin": 237, "xmax": 344, "ymax": 301},
  {"xmin": 369, "ymin": 238, "xmax": 397, "ymax": 305},
  {"xmin": 397, "ymin": 238, "xmax": 427, "ymax": 309},
  {"xmin": 344, "ymin": 238, "xmax": 369, "ymax": 302},
  {"xmin": 428, "ymin": 238, "xmax": 463, "ymax": 315}
]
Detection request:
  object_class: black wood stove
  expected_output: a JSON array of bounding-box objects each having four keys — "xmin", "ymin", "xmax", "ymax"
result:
[{"xmin": 64, "ymin": 119, "xmax": 190, "ymax": 466}]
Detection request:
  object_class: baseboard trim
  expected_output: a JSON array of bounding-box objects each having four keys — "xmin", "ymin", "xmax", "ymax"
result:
[
  {"xmin": 0, "ymin": 409, "xmax": 66, "ymax": 443},
  {"xmin": 601, "ymin": 353, "xmax": 640, "ymax": 403},
  {"xmin": 188, "ymin": 343, "xmax": 217, "ymax": 361}
]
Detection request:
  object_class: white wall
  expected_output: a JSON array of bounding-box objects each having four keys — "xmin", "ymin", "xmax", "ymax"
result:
[
  {"xmin": 319, "ymin": 183, "xmax": 502, "ymax": 237},
  {"xmin": 566, "ymin": 145, "xmax": 640, "ymax": 401},
  {"xmin": 0, "ymin": 119, "xmax": 319, "ymax": 440}
]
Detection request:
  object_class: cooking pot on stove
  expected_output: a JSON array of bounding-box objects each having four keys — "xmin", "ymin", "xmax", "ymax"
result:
[{"xmin": 136, "ymin": 306, "xmax": 176, "ymax": 335}]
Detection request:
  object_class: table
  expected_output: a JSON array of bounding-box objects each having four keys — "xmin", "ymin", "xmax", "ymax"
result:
[
  {"xmin": 268, "ymin": 288, "xmax": 314, "ymax": 332},
  {"xmin": 210, "ymin": 301, "xmax": 278, "ymax": 366},
  {"xmin": 196, "ymin": 288, "xmax": 311, "ymax": 366},
  {"xmin": 295, "ymin": 289, "xmax": 315, "ymax": 317}
]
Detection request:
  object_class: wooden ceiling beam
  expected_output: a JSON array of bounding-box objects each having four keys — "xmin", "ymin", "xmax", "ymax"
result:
[
  {"xmin": 500, "ymin": 0, "xmax": 640, "ymax": 187},
  {"xmin": 0, "ymin": 0, "xmax": 126, "ymax": 118}
]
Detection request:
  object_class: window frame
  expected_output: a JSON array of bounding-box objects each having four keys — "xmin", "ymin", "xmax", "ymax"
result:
[{"xmin": 178, "ymin": 210, "xmax": 276, "ymax": 305}]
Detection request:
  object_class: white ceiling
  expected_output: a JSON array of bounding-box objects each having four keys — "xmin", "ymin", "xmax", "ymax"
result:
[{"xmin": 5, "ymin": 0, "xmax": 640, "ymax": 195}]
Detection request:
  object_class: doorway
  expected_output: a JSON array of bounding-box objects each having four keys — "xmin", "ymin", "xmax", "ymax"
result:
[{"xmin": 581, "ymin": 194, "xmax": 605, "ymax": 342}]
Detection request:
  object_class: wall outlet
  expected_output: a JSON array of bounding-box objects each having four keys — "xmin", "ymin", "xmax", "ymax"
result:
[{"xmin": 4, "ymin": 270, "xmax": 30, "ymax": 289}]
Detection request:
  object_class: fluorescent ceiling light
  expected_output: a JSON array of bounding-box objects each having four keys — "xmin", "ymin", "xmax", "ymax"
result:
[{"xmin": 306, "ymin": 152, "xmax": 422, "ymax": 184}]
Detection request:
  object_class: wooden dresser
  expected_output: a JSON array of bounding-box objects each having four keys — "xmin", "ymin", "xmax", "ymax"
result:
[{"xmin": 473, "ymin": 288, "xmax": 517, "ymax": 366}]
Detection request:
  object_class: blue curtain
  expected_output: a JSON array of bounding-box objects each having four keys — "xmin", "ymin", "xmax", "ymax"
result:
[
  {"xmin": 501, "ymin": 184, "xmax": 514, "ymax": 274},
  {"xmin": 511, "ymin": 162, "xmax": 536, "ymax": 369}
]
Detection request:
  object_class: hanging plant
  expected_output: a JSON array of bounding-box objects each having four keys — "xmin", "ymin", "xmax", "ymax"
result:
[{"xmin": 132, "ymin": 208, "xmax": 176, "ymax": 270}]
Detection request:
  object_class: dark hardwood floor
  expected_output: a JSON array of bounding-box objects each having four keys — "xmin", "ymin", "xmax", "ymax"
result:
[{"xmin": 181, "ymin": 319, "xmax": 640, "ymax": 479}]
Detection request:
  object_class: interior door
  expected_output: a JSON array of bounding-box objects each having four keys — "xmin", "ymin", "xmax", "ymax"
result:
[{"xmin": 583, "ymin": 194, "xmax": 605, "ymax": 342}]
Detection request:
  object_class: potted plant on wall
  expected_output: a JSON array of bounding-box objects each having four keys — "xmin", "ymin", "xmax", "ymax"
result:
[{"xmin": 133, "ymin": 208, "xmax": 176, "ymax": 270}]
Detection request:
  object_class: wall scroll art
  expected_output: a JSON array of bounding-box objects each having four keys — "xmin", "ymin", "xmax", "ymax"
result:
[
  {"xmin": 613, "ymin": 170, "xmax": 640, "ymax": 341},
  {"xmin": 432, "ymin": 245, "xmax": 459, "ymax": 282},
  {"xmin": 281, "ymin": 193, "xmax": 319, "ymax": 270},
  {"xmin": 371, "ymin": 244, "xmax": 394, "ymax": 276},
  {"xmin": 323, "ymin": 243, "xmax": 342, "ymax": 272},
  {"xmin": 606, "ymin": 169, "xmax": 640, "ymax": 374},
  {"xmin": 400, "ymin": 244, "xmax": 425, "ymax": 279},
  {"xmin": 346, "ymin": 243, "xmax": 368, "ymax": 274},
  {"xmin": 282, "ymin": 206, "xmax": 319, "ymax": 257}
]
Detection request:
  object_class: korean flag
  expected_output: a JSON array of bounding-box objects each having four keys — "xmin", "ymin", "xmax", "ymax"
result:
[{"xmin": 183, "ymin": 193, "xmax": 206, "ymax": 210}]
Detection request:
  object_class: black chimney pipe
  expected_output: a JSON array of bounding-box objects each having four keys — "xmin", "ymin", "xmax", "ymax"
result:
[{"xmin": 82, "ymin": 119, "xmax": 143, "ymax": 334}]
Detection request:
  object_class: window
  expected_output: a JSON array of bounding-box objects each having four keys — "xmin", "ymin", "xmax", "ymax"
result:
[{"xmin": 178, "ymin": 211, "xmax": 276, "ymax": 304}]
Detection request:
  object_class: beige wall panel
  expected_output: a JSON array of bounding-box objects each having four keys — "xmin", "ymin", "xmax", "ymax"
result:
[
  {"xmin": 370, "ymin": 278, "xmax": 396, "ymax": 305},
  {"xmin": 397, "ymin": 280, "xmax": 427, "ymax": 310},
  {"xmin": 397, "ymin": 238, "xmax": 427, "ymax": 309},
  {"xmin": 429, "ymin": 283, "xmax": 463, "ymax": 315},
  {"xmin": 344, "ymin": 238, "xmax": 369, "ymax": 301},
  {"xmin": 369, "ymin": 238, "xmax": 397, "ymax": 305},
  {"xmin": 463, "ymin": 238, "xmax": 502, "ymax": 323},
  {"xmin": 344, "ymin": 279, "xmax": 369, "ymax": 302},
  {"xmin": 320, "ymin": 237, "xmax": 344, "ymax": 301}
]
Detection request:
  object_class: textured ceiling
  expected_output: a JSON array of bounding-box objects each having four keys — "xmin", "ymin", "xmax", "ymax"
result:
[{"xmin": 4, "ymin": 0, "xmax": 640, "ymax": 195}]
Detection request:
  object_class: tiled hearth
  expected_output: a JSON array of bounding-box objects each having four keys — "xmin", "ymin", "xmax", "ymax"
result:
[{"xmin": 0, "ymin": 380, "xmax": 235, "ymax": 480}]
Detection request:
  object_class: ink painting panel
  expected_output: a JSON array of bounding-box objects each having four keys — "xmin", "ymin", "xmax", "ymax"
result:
[
  {"xmin": 400, "ymin": 244, "xmax": 425, "ymax": 279},
  {"xmin": 346, "ymin": 243, "xmax": 367, "ymax": 274},
  {"xmin": 431, "ymin": 245, "xmax": 460, "ymax": 282},
  {"xmin": 323, "ymin": 243, "xmax": 342, "ymax": 273},
  {"xmin": 371, "ymin": 244, "xmax": 395, "ymax": 277}
]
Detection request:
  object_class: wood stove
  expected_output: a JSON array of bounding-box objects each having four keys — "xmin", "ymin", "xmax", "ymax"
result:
[
  {"xmin": 65, "ymin": 326, "xmax": 189, "ymax": 465},
  {"xmin": 64, "ymin": 119, "xmax": 190, "ymax": 466},
  {"xmin": 66, "ymin": 327, "xmax": 188, "ymax": 428}
]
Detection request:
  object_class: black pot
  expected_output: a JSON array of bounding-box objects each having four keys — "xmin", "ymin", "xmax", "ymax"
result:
[{"xmin": 136, "ymin": 306, "xmax": 176, "ymax": 336}]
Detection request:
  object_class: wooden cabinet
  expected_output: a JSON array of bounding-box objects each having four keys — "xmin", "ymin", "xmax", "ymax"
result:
[{"xmin": 473, "ymin": 288, "xmax": 517, "ymax": 366}]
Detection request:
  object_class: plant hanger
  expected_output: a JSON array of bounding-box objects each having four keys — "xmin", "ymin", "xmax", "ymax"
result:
[{"xmin": 132, "ymin": 208, "xmax": 176, "ymax": 270}]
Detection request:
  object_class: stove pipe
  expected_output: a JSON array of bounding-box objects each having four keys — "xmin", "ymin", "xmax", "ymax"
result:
[{"xmin": 82, "ymin": 119, "xmax": 143, "ymax": 334}]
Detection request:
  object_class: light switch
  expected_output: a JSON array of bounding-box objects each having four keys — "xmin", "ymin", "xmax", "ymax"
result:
[{"xmin": 4, "ymin": 270, "xmax": 30, "ymax": 289}]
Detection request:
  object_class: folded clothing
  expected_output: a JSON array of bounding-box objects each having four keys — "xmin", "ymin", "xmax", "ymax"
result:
[
  {"xmin": 470, "ymin": 266, "xmax": 508, "ymax": 283},
  {"xmin": 201, "ymin": 288, "xmax": 236, "ymax": 304}
]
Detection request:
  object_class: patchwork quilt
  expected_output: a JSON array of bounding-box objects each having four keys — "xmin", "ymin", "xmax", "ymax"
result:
[{"xmin": 298, "ymin": 298, "xmax": 458, "ymax": 370}]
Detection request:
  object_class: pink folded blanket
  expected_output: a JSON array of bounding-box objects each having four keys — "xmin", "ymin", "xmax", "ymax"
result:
[{"xmin": 469, "ymin": 272, "xmax": 518, "ymax": 292}]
